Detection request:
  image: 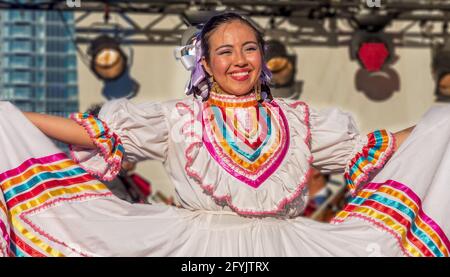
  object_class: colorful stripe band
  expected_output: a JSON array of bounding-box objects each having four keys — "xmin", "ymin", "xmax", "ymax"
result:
[
  {"xmin": 69, "ymin": 113, "xmax": 124, "ymax": 181},
  {"xmin": 344, "ymin": 130, "xmax": 395, "ymax": 195},
  {"xmin": 0, "ymin": 152, "xmax": 112, "ymax": 257},
  {"xmin": 332, "ymin": 179, "xmax": 450, "ymax": 257}
]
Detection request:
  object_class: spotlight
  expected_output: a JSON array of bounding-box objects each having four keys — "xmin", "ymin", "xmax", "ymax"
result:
[
  {"xmin": 350, "ymin": 14, "xmax": 394, "ymax": 72},
  {"xmin": 88, "ymin": 35, "xmax": 128, "ymax": 81},
  {"xmin": 350, "ymin": 30, "xmax": 394, "ymax": 72},
  {"xmin": 265, "ymin": 40, "xmax": 296, "ymax": 88},
  {"xmin": 432, "ymin": 41, "xmax": 450, "ymax": 102}
]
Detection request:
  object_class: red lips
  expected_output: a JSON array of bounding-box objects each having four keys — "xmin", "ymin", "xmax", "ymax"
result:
[{"xmin": 229, "ymin": 69, "xmax": 251, "ymax": 81}]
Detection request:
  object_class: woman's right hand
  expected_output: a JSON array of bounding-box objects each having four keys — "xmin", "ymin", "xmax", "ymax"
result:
[{"xmin": 23, "ymin": 112, "xmax": 95, "ymax": 149}]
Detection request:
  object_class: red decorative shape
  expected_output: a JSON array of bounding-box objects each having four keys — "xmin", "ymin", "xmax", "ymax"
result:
[{"xmin": 358, "ymin": 42, "xmax": 389, "ymax": 72}]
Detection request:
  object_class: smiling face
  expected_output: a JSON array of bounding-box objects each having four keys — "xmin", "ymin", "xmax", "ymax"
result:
[{"xmin": 201, "ymin": 20, "xmax": 263, "ymax": 96}]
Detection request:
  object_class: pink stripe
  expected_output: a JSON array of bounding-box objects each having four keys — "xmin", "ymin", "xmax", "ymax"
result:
[
  {"xmin": 0, "ymin": 218, "xmax": 9, "ymax": 252},
  {"xmin": 0, "ymin": 153, "xmax": 68, "ymax": 183},
  {"xmin": 176, "ymin": 102, "xmax": 195, "ymax": 116},
  {"xmin": 360, "ymin": 180, "xmax": 450, "ymax": 250}
]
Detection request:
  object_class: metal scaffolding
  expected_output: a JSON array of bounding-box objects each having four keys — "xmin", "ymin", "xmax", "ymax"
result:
[{"xmin": 1, "ymin": 0, "xmax": 450, "ymax": 46}]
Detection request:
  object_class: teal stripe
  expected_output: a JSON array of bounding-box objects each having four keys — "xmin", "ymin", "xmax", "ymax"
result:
[
  {"xmin": 10, "ymin": 241, "xmax": 26, "ymax": 257},
  {"xmin": 366, "ymin": 130, "xmax": 383, "ymax": 163},
  {"xmin": 80, "ymin": 113, "xmax": 106, "ymax": 135},
  {"xmin": 92, "ymin": 117, "xmax": 106, "ymax": 135},
  {"xmin": 117, "ymin": 143, "xmax": 125, "ymax": 153},
  {"xmin": 211, "ymin": 104, "xmax": 272, "ymax": 162},
  {"xmin": 352, "ymin": 192, "xmax": 443, "ymax": 256},
  {"xmin": 4, "ymin": 167, "xmax": 87, "ymax": 201},
  {"xmin": 348, "ymin": 130, "xmax": 385, "ymax": 178}
]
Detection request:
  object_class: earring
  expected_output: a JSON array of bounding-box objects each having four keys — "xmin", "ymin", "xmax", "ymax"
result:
[
  {"xmin": 209, "ymin": 75, "xmax": 216, "ymax": 94},
  {"xmin": 210, "ymin": 76, "xmax": 224, "ymax": 95},
  {"xmin": 208, "ymin": 75, "xmax": 214, "ymax": 88},
  {"xmin": 255, "ymin": 80, "xmax": 262, "ymax": 102},
  {"xmin": 261, "ymin": 83, "xmax": 273, "ymax": 101}
]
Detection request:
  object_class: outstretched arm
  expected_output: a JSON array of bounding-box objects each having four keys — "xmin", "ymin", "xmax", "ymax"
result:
[
  {"xmin": 393, "ymin": 126, "xmax": 415, "ymax": 152},
  {"xmin": 23, "ymin": 112, "xmax": 95, "ymax": 149}
]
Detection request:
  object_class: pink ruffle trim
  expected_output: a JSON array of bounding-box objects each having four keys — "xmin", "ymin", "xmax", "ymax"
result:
[
  {"xmin": 69, "ymin": 113, "xmax": 123, "ymax": 181},
  {"xmin": 331, "ymin": 214, "xmax": 410, "ymax": 257},
  {"xmin": 344, "ymin": 131, "xmax": 396, "ymax": 196},
  {"xmin": 20, "ymin": 192, "xmax": 113, "ymax": 257}
]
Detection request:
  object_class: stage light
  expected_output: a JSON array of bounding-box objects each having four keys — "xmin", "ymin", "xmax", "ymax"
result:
[
  {"xmin": 265, "ymin": 40, "xmax": 296, "ymax": 88},
  {"xmin": 88, "ymin": 35, "xmax": 128, "ymax": 81},
  {"xmin": 349, "ymin": 14, "xmax": 394, "ymax": 72},
  {"xmin": 432, "ymin": 41, "xmax": 450, "ymax": 102},
  {"xmin": 350, "ymin": 31, "xmax": 394, "ymax": 72},
  {"xmin": 264, "ymin": 40, "xmax": 301, "ymax": 99}
]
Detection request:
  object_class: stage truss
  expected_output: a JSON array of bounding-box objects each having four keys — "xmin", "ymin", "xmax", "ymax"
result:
[{"xmin": 1, "ymin": 0, "xmax": 450, "ymax": 47}]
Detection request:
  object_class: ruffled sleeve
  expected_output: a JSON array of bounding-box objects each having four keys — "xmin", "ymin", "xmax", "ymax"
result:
[
  {"xmin": 310, "ymin": 107, "xmax": 396, "ymax": 196},
  {"xmin": 69, "ymin": 99, "xmax": 169, "ymax": 181}
]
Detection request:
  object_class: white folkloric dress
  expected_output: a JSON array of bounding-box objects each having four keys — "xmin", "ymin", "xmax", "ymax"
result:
[{"xmin": 0, "ymin": 91, "xmax": 449, "ymax": 257}]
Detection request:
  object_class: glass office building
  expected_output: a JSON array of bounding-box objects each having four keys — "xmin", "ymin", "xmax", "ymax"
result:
[{"xmin": 0, "ymin": 9, "xmax": 79, "ymax": 150}]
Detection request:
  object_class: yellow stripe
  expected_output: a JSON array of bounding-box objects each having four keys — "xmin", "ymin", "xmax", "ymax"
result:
[
  {"xmin": 11, "ymin": 216, "xmax": 65, "ymax": 257},
  {"xmin": 358, "ymin": 186, "xmax": 449, "ymax": 256},
  {"xmin": 334, "ymin": 210, "xmax": 349, "ymax": 220},
  {"xmin": 10, "ymin": 182, "xmax": 108, "ymax": 215},
  {"xmin": 347, "ymin": 205, "xmax": 423, "ymax": 256},
  {"xmin": 348, "ymin": 132, "xmax": 390, "ymax": 181},
  {"xmin": 1, "ymin": 160, "xmax": 77, "ymax": 191},
  {"xmin": 87, "ymin": 117, "xmax": 101, "ymax": 135},
  {"xmin": 215, "ymin": 123, "xmax": 281, "ymax": 171},
  {"xmin": 9, "ymin": 183, "xmax": 110, "ymax": 256},
  {"xmin": 208, "ymin": 98, "xmax": 258, "ymax": 108},
  {"xmin": 335, "ymin": 201, "xmax": 435, "ymax": 256}
]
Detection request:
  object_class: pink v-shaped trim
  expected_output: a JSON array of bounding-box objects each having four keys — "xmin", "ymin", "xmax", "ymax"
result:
[{"xmin": 202, "ymin": 100, "xmax": 290, "ymax": 188}]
